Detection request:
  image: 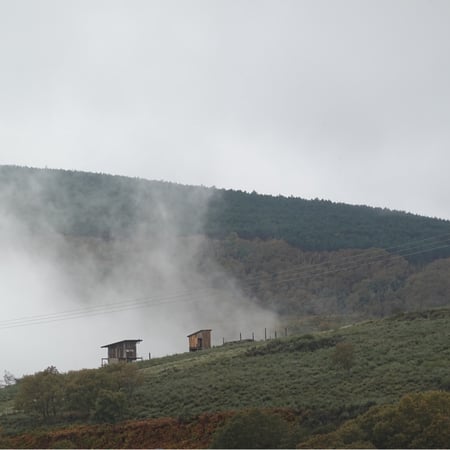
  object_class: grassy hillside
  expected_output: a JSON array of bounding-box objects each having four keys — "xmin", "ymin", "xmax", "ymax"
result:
[
  {"xmin": 1, "ymin": 309, "xmax": 449, "ymax": 447},
  {"xmin": 131, "ymin": 308, "xmax": 450, "ymax": 418}
]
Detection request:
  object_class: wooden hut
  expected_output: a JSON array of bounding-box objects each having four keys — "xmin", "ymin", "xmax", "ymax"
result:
[
  {"xmin": 101, "ymin": 339, "xmax": 143, "ymax": 365},
  {"xmin": 187, "ymin": 329, "xmax": 211, "ymax": 352}
]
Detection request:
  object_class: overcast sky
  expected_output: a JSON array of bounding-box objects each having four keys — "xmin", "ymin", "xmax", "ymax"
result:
[{"xmin": 1, "ymin": 0, "xmax": 450, "ymax": 221}]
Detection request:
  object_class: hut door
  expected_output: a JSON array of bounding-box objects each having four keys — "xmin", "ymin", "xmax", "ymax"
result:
[{"xmin": 198, "ymin": 337, "xmax": 203, "ymax": 350}]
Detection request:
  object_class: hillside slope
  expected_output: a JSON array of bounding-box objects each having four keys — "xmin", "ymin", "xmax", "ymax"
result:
[
  {"xmin": 2, "ymin": 165, "xmax": 450, "ymax": 321},
  {"xmin": 1, "ymin": 309, "xmax": 449, "ymax": 448},
  {"xmin": 207, "ymin": 235, "xmax": 450, "ymax": 317},
  {"xmin": 132, "ymin": 308, "xmax": 450, "ymax": 418}
]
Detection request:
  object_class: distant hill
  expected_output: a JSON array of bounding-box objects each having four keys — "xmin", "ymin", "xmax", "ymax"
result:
[
  {"xmin": 2, "ymin": 165, "xmax": 450, "ymax": 319},
  {"xmin": 1, "ymin": 165, "xmax": 450, "ymax": 263}
]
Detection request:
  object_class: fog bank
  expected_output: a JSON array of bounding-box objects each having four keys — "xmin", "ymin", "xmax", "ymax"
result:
[{"xmin": 0, "ymin": 170, "xmax": 278, "ymax": 376}]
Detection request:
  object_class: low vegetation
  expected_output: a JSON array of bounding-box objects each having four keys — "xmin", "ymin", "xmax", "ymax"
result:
[
  {"xmin": 209, "ymin": 409, "xmax": 291, "ymax": 449},
  {"xmin": 1, "ymin": 309, "xmax": 449, "ymax": 447},
  {"xmin": 299, "ymin": 390, "xmax": 450, "ymax": 449}
]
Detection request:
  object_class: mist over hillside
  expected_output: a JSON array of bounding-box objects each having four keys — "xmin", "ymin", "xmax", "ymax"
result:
[
  {"xmin": 0, "ymin": 166, "xmax": 278, "ymax": 376},
  {"xmin": 1, "ymin": 165, "xmax": 450, "ymax": 376}
]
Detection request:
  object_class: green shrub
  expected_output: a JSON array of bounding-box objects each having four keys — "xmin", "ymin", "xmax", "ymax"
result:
[
  {"xmin": 299, "ymin": 391, "xmax": 450, "ymax": 449},
  {"xmin": 210, "ymin": 409, "xmax": 289, "ymax": 449},
  {"xmin": 332, "ymin": 342, "xmax": 355, "ymax": 372},
  {"xmin": 91, "ymin": 390, "xmax": 127, "ymax": 423}
]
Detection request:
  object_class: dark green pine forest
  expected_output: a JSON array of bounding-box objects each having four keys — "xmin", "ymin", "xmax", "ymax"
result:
[{"xmin": 2, "ymin": 164, "xmax": 450, "ymax": 261}]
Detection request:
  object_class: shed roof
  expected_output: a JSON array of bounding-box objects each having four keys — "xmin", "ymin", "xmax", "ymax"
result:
[
  {"xmin": 101, "ymin": 339, "xmax": 142, "ymax": 348},
  {"xmin": 187, "ymin": 329, "xmax": 212, "ymax": 337}
]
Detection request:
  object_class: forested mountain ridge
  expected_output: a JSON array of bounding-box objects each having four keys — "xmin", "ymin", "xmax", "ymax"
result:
[
  {"xmin": 2, "ymin": 165, "xmax": 450, "ymax": 319},
  {"xmin": 1, "ymin": 165, "xmax": 450, "ymax": 263}
]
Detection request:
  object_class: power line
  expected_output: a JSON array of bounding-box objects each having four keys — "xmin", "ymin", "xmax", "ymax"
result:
[
  {"xmin": 246, "ymin": 241, "xmax": 450, "ymax": 290},
  {"xmin": 237, "ymin": 232, "xmax": 450, "ymax": 288},
  {"xmin": 1, "ymin": 233, "xmax": 450, "ymax": 330},
  {"xmin": 2, "ymin": 235, "xmax": 450, "ymax": 329},
  {"xmin": 0, "ymin": 287, "xmax": 217, "ymax": 329}
]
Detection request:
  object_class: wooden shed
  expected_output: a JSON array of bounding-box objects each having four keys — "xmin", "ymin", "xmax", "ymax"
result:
[
  {"xmin": 101, "ymin": 339, "xmax": 143, "ymax": 365},
  {"xmin": 187, "ymin": 329, "xmax": 212, "ymax": 352}
]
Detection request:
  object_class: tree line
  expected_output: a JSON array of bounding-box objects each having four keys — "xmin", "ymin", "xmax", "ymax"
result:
[{"xmin": 204, "ymin": 235, "xmax": 450, "ymax": 318}]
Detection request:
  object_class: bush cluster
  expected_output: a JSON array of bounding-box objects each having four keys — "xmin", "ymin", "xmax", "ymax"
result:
[{"xmin": 14, "ymin": 363, "xmax": 143, "ymax": 423}]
